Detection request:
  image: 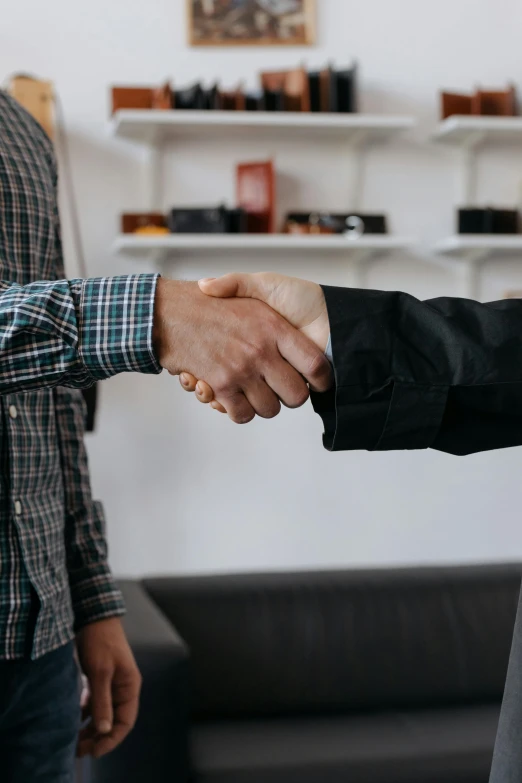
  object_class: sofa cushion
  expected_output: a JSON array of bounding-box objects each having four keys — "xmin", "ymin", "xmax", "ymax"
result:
[
  {"xmin": 191, "ymin": 704, "xmax": 499, "ymax": 783},
  {"xmin": 144, "ymin": 564, "xmax": 520, "ymax": 719}
]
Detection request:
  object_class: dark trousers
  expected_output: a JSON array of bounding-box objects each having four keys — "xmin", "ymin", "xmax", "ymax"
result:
[{"xmin": 0, "ymin": 641, "xmax": 81, "ymax": 782}]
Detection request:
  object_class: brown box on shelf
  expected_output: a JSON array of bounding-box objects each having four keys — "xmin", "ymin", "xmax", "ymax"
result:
[
  {"xmin": 121, "ymin": 213, "xmax": 167, "ymax": 234},
  {"xmin": 472, "ymin": 85, "xmax": 517, "ymax": 116},
  {"xmin": 441, "ymin": 84, "xmax": 518, "ymax": 119},
  {"xmin": 261, "ymin": 68, "xmax": 310, "ymax": 112},
  {"xmin": 219, "ymin": 87, "xmax": 245, "ymax": 111},
  {"xmin": 441, "ymin": 91, "xmax": 473, "ymax": 119},
  {"xmin": 112, "ymin": 87, "xmax": 154, "ymax": 113},
  {"xmin": 236, "ymin": 161, "xmax": 276, "ymax": 233},
  {"xmin": 152, "ymin": 81, "xmax": 173, "ymax": 110}
]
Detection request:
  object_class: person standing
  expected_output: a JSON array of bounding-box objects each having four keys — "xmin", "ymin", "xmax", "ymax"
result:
[{"xmin": 0, "ymin": 93, "xmax": 330, "ymax": 782}]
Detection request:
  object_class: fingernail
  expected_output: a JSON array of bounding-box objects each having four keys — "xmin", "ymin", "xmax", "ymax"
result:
[
  {"xmin": 181, "ymin": 376, "xmax": 189, "ymax": 386},
  {"xmin": 199, "ymin": 277, "xmax": 216, "ymax": 284},
  {"xmin": 97, "ymin": 720, "xmax": 111, "ymax": 734}
]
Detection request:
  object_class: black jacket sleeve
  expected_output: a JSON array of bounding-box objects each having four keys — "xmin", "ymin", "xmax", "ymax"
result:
[{"xmin": 311, "ymin": 285, "xmax": 522, "ymax": 456}]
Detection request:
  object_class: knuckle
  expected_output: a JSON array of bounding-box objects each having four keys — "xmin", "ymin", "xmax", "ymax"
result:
[
  {"xmin": 245, "ymin": 341, "xmax": 266, "ymax": 364},
  {"xmin": 307, "ymin": 351, "xmax": 329, "ymax": 380}
]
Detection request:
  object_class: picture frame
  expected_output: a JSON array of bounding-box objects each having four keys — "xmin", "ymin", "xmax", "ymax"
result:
[{"xmin": 187, "ymin": 0, "xmax": 316, "ymax": 47}]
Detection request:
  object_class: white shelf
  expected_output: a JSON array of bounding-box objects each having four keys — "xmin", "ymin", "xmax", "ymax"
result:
[
  {"xmin": 111, "ymin": 109, "xmax": 415, "ymax": 145},
  {"xmin": 433, "ymin": 116, "xmax": 522, "ymax": 146},
  {"xmin": 113, "ymin": 233, "xmax": 415, "ymax": 261},
  {"xmin": 434, "ymin": 235, "xmax": 522, "ymax": 261}
]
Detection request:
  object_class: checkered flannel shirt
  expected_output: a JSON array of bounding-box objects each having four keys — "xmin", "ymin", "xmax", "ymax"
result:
[{"xmin": 0, "ymin": 91, "xmax": 160, "ymax": 659}]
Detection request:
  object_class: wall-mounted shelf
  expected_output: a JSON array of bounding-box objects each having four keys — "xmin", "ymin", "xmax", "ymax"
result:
[
  {"xmin": 434, "ymin": 235, "xmax": 522, "ymax": 261},
  {"xmin": 111, "ymin": 109, "xmax": 416, "ymax": 146},
  {"xmin": 113, "ymin": 233, "xmax": 415, "ymax": 263},
  {"xmin": 433, "ymin": 116, "xmax": 522, "ymax": 147},
  {"xmin": 433, "ymin": 116, "xmax": 522, "ymax": 207},
  {"xmin": 432, "ymin": 234, "xmax": 522, "ymax": 299}
]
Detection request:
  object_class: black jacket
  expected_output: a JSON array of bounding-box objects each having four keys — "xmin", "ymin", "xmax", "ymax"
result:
[
  {"xmin": 312, "ymin": 285, "xmax": 522, "ymax": 456},
  {"xmin": 311, "ymin": 285, "xmax": 522, "ymax": 781}
]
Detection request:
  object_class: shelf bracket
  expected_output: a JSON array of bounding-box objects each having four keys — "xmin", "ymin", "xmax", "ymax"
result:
[
  {"xmin": 352, "ymin": 248, "xmax": 383, "ymax": 288},
  {"xmin": 459, "ymin": 132, "xmax": 485, "ymax": 205},
  {"xmin": 143, "ymin": 144, "xmax": 165, "ymax": 212},
  {"xmin": 346, "ymin": 130, "xmax": 370, "ymax": 212}
]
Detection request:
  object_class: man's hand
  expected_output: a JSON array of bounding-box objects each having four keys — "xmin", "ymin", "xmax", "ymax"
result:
[
  {"xmin": 76, "ymin": 617, "xmax": 141, "ymax": 760},
  {"xmin": 154, "ymin": 278, "xmax": 331, "ymax": 423},
  {"xmin": 179, "ymin": 273, "xmax": 330, "ymax": 414}
]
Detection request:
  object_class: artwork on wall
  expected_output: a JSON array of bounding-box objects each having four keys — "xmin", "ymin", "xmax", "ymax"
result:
[{"xmin": 187, "ymin": 0, "xmax": 316, "ymax": 47}]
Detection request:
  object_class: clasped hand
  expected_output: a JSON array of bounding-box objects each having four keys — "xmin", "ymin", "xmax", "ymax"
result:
[{"xmin": 152, "ymin": 272, "xmax": 330, "ymax": 423}]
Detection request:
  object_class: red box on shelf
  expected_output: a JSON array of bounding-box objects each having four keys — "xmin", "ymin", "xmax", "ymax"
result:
[{"xmin": 236, "ymin": 161, "xmax": 276, "ymax": 233}]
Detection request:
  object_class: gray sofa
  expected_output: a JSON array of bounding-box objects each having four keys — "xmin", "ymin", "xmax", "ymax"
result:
[{"xmin": 90, "ymin": 564, "xmax": 521, "ymax": 783}]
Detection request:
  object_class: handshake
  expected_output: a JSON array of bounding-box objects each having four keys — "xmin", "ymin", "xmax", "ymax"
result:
[{"xmin": 153, "ymin": 272, "xmax": 332, "ymax": 423}]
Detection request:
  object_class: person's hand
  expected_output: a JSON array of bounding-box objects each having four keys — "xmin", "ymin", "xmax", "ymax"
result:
[
  {"xmin": 154, "ymin": 278, "xmax": 331, "ymax": 423},
  {"xmin": 179, "ymin": 273, "xmax": 330, "ymax": 414},
  {"xmin": 76, "ymin": 617, "xmax": 141, "ymax": 759}
]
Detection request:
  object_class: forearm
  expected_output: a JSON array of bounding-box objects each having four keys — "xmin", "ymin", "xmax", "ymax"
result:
[
  {"xmin": 313, "ymin": 286, "xmax": 522, "ymax": 456},
  {"xmin": 0, "ymin": 274, "xmax": 160, "ymax": 394}
]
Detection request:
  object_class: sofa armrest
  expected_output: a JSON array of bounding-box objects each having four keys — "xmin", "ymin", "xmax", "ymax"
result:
[{"xmin": 90, "ymin": 581, "xmax": 190, "ymax": 783}]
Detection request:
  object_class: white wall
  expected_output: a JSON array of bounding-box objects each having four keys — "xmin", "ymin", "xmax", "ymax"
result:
[{"xmin": 2, "ymin": 0, "xmax": 522, "ymax": 576}]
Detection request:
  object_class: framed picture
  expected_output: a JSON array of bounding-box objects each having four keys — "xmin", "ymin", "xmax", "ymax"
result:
[{"xmin": 187, "ymin": 0, "xmax": 316, "ymax": 47}]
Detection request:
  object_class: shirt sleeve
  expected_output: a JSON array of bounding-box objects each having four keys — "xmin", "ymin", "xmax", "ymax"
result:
[
  {"xmin": 0, "ymin": 274, "xmax": 161, "ymax": 394},
  {"xmin": 54, "ymin": 385, "xmax": 125, "ymax": 631},
  {"xmin": 311, "ymin": 285, "xmax": 522, "ymax": 456}
]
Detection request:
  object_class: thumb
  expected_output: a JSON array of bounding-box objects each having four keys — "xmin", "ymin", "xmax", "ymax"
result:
[
  {"xmin": 89, "ymin": 667, "xmax": 114, "ymax": 735},
  {"xmin": 198, "ymin": 273, "xmax": 276, "ymax": 303}
]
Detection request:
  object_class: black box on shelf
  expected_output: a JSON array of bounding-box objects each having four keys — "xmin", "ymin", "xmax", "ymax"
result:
[
  {"xmin": 167, "ymin": 206, "xmax": 247, "ymax": 234},
  {"xmin": 458, "ymin": 208, "xmax": 520, "ymax": 234}
]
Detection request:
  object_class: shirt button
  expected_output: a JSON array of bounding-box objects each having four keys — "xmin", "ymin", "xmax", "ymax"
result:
[
  {"xmin": 9, "ymin": 405, "xmax": 17, "ymax": 420},
  {"xmin": 14, "ymin": 500, "xmax": 22, "ymax": 516}
]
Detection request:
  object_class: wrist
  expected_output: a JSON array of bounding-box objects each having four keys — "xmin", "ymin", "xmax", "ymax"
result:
[
  {"xmin": 153, "ymin": 278, "xmax": 180, "ymax": 372},
  {"xmin": 153, "ymin": 278, "xmax": 202, "ymax": 374}
]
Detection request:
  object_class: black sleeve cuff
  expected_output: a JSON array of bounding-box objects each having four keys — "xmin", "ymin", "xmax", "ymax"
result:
[{"xmin": 311, "ymin": 286, "xmax": 449, "ymax": 452}]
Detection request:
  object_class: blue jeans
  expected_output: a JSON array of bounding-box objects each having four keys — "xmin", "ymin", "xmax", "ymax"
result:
[{"xmin": 0, "ymin": 641, "xmax": 81, "ymax": 782}]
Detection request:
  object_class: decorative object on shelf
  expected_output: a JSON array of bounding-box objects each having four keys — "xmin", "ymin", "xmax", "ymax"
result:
[
  {"xmin": 152, "ymin": 81, "xmax": 173, "ymax": 110},
  {"xmin": 236, "ymin": 160, "xmax": 276, "ymax": 233},
  {"xmin": 458, "ymin": 207, "xmax": 519, "ymax": 235},
  {"xmin": 441, "ymin": 84, "xmax": 517, "ymax": 119},
  {"xmin": 284, "ymin": 212, "xmax": 387, "ymax": 235},
  {"xmin": 187, "ymin": 0, "xmax": 315, "ymax": 47},
  {"xmin": 109, "ymin": 60, "xmax": 358, "ymax": 116},
  {"xmin": 219, "ymin": 85, "xmax": 246, "ymax": 111},
  {"xmin": 260, "ymin": 68, "xmax": 310, "ymax": 112},
  {"xmin": 111, "ymin": 85, "xmax": 173, "ymax": 113},
  {"xmin": 309, "ymin": 63, "xmax": 358, "ymax": 113},
  {"xmin": 167, "ymin": 205, "xmax": 247, "ymax": 233},
  {"xmin": 134, "ymin": 226, "xmax": 170, "ymax": 235},
  {"xmin": 173, "ymin": 82, "xmax": 204, "ymax": 110},
  {"xmin": 121, "ymin": 212, "xmax": 167, "ymax": 233}
]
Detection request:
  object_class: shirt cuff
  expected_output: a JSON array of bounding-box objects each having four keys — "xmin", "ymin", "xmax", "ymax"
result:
[
  {"xmin": 71, "ymin": 274, "xmax": 161, "ymax": 381},
  {"xmin": 325, "ymin": 334, "xmax": 333, "ymax": 362},
  {"xmin": 312, "ymin": 286, "xmax": 449, "ymax": 452},
  {"xmin": 69, "ymin": 561, "xmax": 126, "ymax": 633}
]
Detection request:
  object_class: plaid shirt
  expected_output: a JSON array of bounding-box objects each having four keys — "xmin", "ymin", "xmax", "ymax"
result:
[{"xmin": 0, "ymin": 91, "xmax": 160, "ymax": 659}]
